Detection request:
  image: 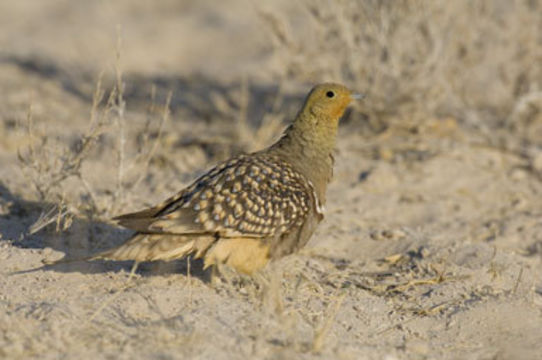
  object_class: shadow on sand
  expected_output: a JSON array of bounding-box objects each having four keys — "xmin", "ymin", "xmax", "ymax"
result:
[
  {"xmin": 0, "ymin": 53, "xmax": 307, "ymax": 128},
  {"xmin": 0, "ymin": 183, "xmax": 209, "ymax": 280}
]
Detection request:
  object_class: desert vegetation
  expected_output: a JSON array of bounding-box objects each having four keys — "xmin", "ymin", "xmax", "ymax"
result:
[{"xmin": 1, "ymin": 1, "xmax": 541, "ymax": 359}]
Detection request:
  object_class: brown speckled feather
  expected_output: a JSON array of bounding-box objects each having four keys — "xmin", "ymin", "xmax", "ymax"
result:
[
  {"xmin": 63, "ymin": 83, "xmax": 358, "ymax": 275},
  {"xmin": 115, "ymin": 153, "xmax": 314, "ymax": 239}
]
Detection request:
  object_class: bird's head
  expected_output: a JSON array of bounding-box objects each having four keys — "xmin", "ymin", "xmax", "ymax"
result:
[
  {"xmin": 302, "ymin": 83, "xmax": 362, "ymax": 121},
  {"xmin": 272, "ymin": 83, "xmax": 363, "ymax": 186},
  {"xmin": 275, "ymin": 82, "xmax": 363, "ymax": 156}
]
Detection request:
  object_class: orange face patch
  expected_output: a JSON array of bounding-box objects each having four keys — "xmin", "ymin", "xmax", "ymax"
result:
[{"xmin": 305, "ymin": 83, "xmax": 354, "ymax": 120}]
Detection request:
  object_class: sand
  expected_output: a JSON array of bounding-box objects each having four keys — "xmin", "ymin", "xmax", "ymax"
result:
[{"xmin": 1, "ymin": 1, "xmax": 541, "ymax": 359}]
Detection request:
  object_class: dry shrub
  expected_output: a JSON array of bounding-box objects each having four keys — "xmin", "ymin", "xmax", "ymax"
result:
[
  {"xmin": 18, "ymin": 67, "xmax": 171, "ymax": 234},
  {"xmin": 259, "ymin": 0, "xmax": 542, "ymax": 134}
]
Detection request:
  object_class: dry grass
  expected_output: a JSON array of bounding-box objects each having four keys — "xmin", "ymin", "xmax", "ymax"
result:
[
  {"xmin": 17, "ymin": 45, "xmax": 172, "ymax": 236},
  {"xmin": 260, "ymin": 0, "xmax": 542, "ymax": 136},
  {"xmin": 2, "ymin": 1, "xmax": 542, "ymax": 359}
]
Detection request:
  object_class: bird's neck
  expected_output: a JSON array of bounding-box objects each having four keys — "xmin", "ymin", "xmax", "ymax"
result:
[{"xmin": 268, "ymin": 112, "xmax": 339, "ymax": 204}]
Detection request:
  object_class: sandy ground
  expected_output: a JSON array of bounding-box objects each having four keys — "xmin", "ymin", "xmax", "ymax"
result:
[{"xmin": 1, "ymin": 1, "xmax": 542, "ymax": 359}]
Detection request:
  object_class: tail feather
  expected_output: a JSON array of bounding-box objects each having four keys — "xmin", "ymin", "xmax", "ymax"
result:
[
  {"xmin": 90, "ymin": 233, "xmax": 216, "ymax": 262},
  {"xmin": 40, "ymin": 233, "xmax": 270, "ymax": 275},
  {"xmin": 42, "ymin": 233, "xmax": 216, "ymax": 266}
]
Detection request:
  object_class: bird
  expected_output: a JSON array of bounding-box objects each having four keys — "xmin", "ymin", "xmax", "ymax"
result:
[{"xmin": 51, "ymin": 83, "xmax": 361, "ymax": 275}]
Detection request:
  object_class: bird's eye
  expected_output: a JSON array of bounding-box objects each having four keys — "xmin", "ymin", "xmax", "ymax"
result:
[{"xmin": 326, "ymin": 90, "xmax": 335, "ymax": 98}]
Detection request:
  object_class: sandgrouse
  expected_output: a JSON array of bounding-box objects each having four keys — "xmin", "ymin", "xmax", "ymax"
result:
[{"xmin": 81, "ymin": 83, "xmax": 359, "ymax": 274}]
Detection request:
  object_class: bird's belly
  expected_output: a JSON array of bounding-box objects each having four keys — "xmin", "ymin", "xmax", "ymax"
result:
[{"xmin": 203, "ymin": 237, "xmax": 270, "ymax": 275}]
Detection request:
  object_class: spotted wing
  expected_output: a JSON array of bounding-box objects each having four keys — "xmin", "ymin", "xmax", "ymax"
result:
[{"xmin": 114, "ymin": 154, "xmax": 313, "ymax": 239}]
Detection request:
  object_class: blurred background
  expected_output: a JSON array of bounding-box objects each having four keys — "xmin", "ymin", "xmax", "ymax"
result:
[
  {"xmin": 1, "ymin": 0, "xmax": 540, "ymax": 215},
  {"xmin": 1, "ymin": 1, "xmax": 542, "ymax": 359},
  {"xmin": 1, "ymin": 0, "xmax": 540, "ymax": 202}
]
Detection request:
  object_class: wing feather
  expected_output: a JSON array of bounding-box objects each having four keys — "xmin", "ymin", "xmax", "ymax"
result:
[{"xmin": 112, "ymin": 154, "xmax": 314, "ymax": 240}]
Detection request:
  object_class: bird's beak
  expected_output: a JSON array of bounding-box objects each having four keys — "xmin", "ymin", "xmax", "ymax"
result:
[{"xmin": 350, "ymin": 93, "xmax": 366, "ymax": 100}]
